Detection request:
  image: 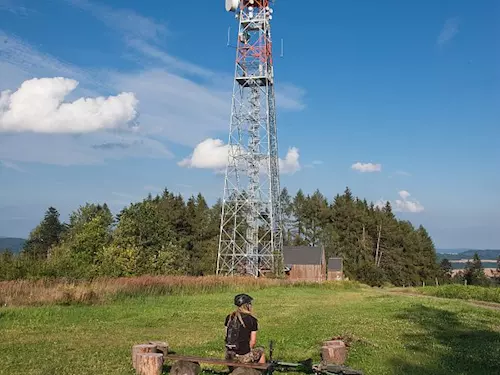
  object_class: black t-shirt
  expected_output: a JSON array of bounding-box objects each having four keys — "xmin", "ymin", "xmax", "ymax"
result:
[{"xmin": 225, "ymin": 313, "xmax": 258, "ymax": 355}]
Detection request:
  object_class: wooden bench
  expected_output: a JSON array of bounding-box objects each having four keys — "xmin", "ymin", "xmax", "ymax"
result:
[{"xmin": 132, "ymin": 342, "xmax": 269, "ymax": 375}]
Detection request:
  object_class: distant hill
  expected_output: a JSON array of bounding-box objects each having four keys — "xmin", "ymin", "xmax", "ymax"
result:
[
  {"xmin": 0, "ymin": 237, "xmax": 26, "ymax": 253},
  {"xmin": 437, "ymin": 249, "xmax": 500, "ymax": 261}
]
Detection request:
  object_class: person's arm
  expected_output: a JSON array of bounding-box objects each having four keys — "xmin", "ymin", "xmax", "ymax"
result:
[{"xmin": 250, "ymin": 331, "xmax": 257, "ymax": 349}]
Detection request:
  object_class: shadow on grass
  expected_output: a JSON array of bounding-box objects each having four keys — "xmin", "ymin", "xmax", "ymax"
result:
[{"xmin": 392, "ymin": 305, "xmax": 500, "ymax": 375}]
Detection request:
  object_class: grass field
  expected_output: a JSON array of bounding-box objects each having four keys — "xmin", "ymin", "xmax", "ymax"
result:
[
  {"xmin": 1, "ymin": 283, "xmax": 499, "ymax": 375},
  {"xmin": 404, "ymin": 284, "xmax": 500, "ymax": 304}
]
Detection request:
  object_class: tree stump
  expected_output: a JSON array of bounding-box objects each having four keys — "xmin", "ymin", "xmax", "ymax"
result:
[
  {"xmin": 149, "ymin": 341, "xmax": 169, "ymax": 356},
  {"xmin": 137, "ymin": 353, "xmax": 164, "ymax": 375},
  {"xmin": 132, "ymin": 344, "xmax": 158, "ymax": 370},
  {"xmin": 230, "ymin": 367, "xmax": 262, "ymax": 375},
  {"xmin": 170, "ymin": 360, "xmax": 201, "ymax": 375},
  {"xmin": 321, "ymin": 340, "xmax": 347, "ymax": 365},
  {"xmin": 323, "ymin": 340, "xmax": 345, "ymax": 348}
]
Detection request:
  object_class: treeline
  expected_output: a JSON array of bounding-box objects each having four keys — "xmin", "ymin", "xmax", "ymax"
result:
[
  {"xmin": 281, "ymin": 188, "xmax": 440, "ymax": 286},
  {"xmin": 1, "ymin": 186, "xmax": 446, "ymax": 286},
  {"xmin": 0, "ymin": 190, "xmax": 219, "ymax": 280},
  {"xmin": 439, "ymin": 254, "xmax": 500, "ymax": 286}
]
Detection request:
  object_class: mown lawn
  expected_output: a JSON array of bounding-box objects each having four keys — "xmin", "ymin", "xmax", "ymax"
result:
[{"xmin": 1, "ymin": 286, "xmax": 499, "ymax": 375}]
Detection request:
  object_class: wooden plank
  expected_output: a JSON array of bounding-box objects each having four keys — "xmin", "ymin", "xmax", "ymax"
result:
[{"xmin": 164, "ymin": 354, "xmax": 269, "ymax": 370}]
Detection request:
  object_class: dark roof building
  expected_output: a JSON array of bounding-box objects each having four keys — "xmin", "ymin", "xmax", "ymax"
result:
[
  {"xmin": 327, "ymin": 257, "xmax": 344, "ymax": 281},
  {"xmin": 283, "ymin": 246, "xmax": 324, "ymax": 266},
  {"xmin": 282, "ymin": 246, "xmax": 326, "ymax": 282}
]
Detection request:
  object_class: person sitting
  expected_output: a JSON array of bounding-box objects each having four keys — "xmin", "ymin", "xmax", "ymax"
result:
[{"xmin": 225, "ymin": 293, "xmax": 266, "ymax": 364}]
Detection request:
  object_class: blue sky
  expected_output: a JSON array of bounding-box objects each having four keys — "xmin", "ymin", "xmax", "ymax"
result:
[{"xmin": 0, "ymin": 0, "xmax": 498, "ymax": 249}]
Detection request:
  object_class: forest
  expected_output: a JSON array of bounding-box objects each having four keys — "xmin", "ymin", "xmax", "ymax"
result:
[{"xmin": 0, "ymin": 186, "xmax": 495, "ymax": 286}]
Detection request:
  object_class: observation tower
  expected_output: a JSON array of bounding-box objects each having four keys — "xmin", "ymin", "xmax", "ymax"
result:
[{"xmin": 216, "ymin": 0, "xmax": 283, "ymax": 277}]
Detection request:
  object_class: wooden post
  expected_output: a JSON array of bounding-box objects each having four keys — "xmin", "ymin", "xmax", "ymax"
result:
[
  {"xmin": 137, "ymin": 353, "xmax": 164, "ymax": 375},
  {"xmin": 132, "ymin": 344, "xmax": 158, "ymax": 370},
  {"xmin": 321, "ymin": 340, "xmax": 347, "ymax": 365}
]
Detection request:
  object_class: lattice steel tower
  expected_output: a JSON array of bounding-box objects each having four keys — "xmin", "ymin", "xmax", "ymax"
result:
[{"xmin": 217, "ymin": 0, "xmax": 283, "ymax": 277}]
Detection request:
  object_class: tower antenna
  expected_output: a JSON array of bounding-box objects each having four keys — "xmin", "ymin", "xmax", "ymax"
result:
[{"xmin": 217, "ymin": 0, "xmax": 283, "ymax": 277}]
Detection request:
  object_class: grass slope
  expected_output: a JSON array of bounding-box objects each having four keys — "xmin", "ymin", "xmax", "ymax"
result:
[
  {"xmin": 403, "ymin": 285, "xmax": 500, "ymax": 304},
  {"xmin": 1, "ymin": 287, "xmax": 499, "ymax": 375}
]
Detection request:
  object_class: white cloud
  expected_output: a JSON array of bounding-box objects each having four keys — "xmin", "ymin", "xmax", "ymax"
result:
[
  {"xmin": 0, "ymin": 37, "xmax": 170, "ymax": 164},
  {"xmin": 437, "ymin": 17, "xmax": 460, "ymax": 46},
  {"xmin": 0, "ymin": 1, "xmax": 306, "ymax": 164},
  {"xmin": 351, "ymin": 162, "xmax": 382, "ymax": 173},
  {"xmin": 395, "ymin": 198, "xmax": 425, "ymax": 213},
  {"xmin": 178, "ymin": 138, "xmax": 230, "ymax": 170},
  {"xmin": 395, "ymin": 190, "xmax": 424, "ymax": 213},
  {"xmin": 0, "ymin": 77, "xmax": 138, "ymax": 133},
  {"xmin": 374, "ymin": 199, "xmax": 387, "ymax": 210},
  {"xmin": 398, "ymin": 190, "xmax": 411, "ymax": 200},
  {"xmin": 279, "ymin": 147, "xmax": 301, "ymax": 174},
  {"xmin": 375, "ymin": 191, "xmax": 424, "ymax": 213},
  {"xmin": 179, "ymin": 138, "xmax": 301, "ymax": 175}
]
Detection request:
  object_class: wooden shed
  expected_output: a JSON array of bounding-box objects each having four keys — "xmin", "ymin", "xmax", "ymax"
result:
[
  {"xmin": 283, "ymin": 246, "xmax": 326, "ymax": 282},
  {"xmin": 327, "ymin": 257, "xmax": 344, "ymax": 281}
]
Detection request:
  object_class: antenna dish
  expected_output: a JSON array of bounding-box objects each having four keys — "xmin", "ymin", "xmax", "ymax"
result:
[{"xmin": 225, "ymin": 0, "xmax": 239, "ymax": 12}]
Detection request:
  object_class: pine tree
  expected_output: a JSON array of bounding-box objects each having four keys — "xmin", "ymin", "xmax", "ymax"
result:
[
  {"xmin": 383, "ymin": 201, "xmax": 394, "ymax": 218},
  {"xmin": 329, "ymin": 187, "xmax": 363, "ymax": 279},
  {"xmin": 185, "ymin": 194, "xmax": 213, "ymax": 275},
  {"xmin": 302, "ymin": 190, "xmax": 329, "ymax": 246},
  {"xmin": 416, "ymin": 225, "xmax": 440, "ymax": 284},
  {"xmin": 280, "ymin": 188, "xmax": 293, "ymax": 245},
  {"xmin": 464, "ymin": 252, "xmax": 489, "ymax": 286},
  {"xmin": 292, "ymin": 190, "xmax": 308, "ymax": 245},
  {"xmin": 22, "ymin": 206, "xmax": 63, "ymax": 259}
]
